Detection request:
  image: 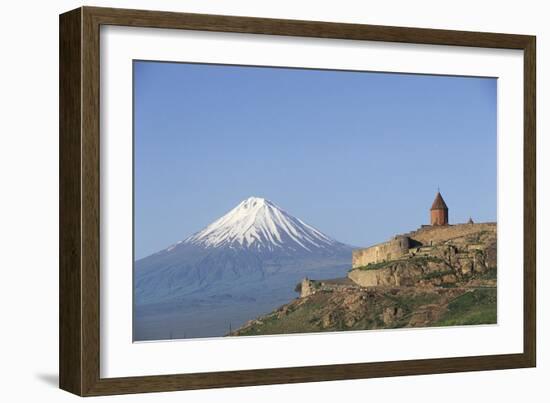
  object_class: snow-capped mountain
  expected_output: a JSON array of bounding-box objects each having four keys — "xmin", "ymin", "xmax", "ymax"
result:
[
  {"xmin": 174, "ymin": 197, "xmax": 343, "ymax": 253},
  {"xmin": 134, "ymin": 197, "xmax": 352, "ymax": 340}
]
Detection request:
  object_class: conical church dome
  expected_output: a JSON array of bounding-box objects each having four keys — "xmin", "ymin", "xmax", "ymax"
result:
[{"xmin": 431, "ymin": 192, "xmax": 448, "ymax": 211}]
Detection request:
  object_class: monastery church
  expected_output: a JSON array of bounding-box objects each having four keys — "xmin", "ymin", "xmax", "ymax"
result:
[{"xmin": 351, "ymin": 191, "xmax": 487, "ymax": 268}]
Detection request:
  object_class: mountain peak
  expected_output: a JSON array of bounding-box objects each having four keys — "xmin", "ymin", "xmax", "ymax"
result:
[
  {"xmin": 244, "ymin": 196, "xmax": 267, "ymax": 202},
  {"xmin": 237, "ymin": 196, "xmax": 271, "ymax": 209},
  {"xmin": 181, "ymin": 197, "xmax": 342, "ymax": 253}
]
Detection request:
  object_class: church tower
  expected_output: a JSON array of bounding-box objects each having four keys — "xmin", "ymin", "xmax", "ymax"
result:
[{"xmin": 430, "ymin": 191, "xmax": 449, "ymax": 226}]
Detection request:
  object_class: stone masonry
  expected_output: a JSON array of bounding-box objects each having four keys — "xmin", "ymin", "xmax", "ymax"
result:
[{"xmin": 352, "ymin": 235, "xmax": 410, "ymax": 267}]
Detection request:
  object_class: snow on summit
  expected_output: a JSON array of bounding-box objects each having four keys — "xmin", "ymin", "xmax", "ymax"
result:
[
  {"xmin": 182, "ymin": 197, "xmax": 338, "ymax": 252},
  {"xmin": 136, "ymin": 197, "xmax": 353, "ymax": 337}
]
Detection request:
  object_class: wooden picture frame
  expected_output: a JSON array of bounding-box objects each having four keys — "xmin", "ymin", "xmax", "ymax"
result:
[{"xmin": 59, "ymin": 6, "xmax": 536, "ymax": 396}]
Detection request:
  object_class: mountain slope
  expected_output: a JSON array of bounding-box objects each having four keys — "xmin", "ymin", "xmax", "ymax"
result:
[
  {"xmin": 185, "ymin": 197, "xmax": 340, "ymax": 253},
  {"xmin": 134, "ymin": 197, "xmax": 353, "ymax": 340}
]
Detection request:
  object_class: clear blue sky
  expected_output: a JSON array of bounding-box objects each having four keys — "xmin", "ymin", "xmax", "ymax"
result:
[{"xmin": 134, "ymin": 61, "xmax": 497, "ymax": 259}]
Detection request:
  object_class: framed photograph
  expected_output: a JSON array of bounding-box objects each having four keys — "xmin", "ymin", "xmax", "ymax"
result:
[{"xmin": 59, "ymin": 6, "xmax": 536, "ymax": 396}]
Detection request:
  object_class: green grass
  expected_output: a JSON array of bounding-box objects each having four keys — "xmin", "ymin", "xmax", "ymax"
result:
[
  {"xmin": 352, "ymin": 261, "xmax": 390, "ymax": 271},
  {"xmin": 433, "ymin": 288, "xmax": 497, "ymax": 326},
  {"xmin": 352, "ymin": 256, "xmax": 443, "ymax": 272},
  {"xmin": 476, "ymin": 266, "xmax": 497, "ymax": 280},
  {"xmin": 384, "ymin": 291, "xmax": 441, "ymax": 316},
  {"xmin": 235, "ymin": 299, "xmax": 327, "ymax": 336},
  {"xmin": 235, "ymin": 286, "xmax": 497, "ymax": 336}
]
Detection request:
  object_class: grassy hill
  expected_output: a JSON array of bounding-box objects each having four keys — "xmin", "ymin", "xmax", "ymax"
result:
[
  {"xmin": 231, "ymin": 223, "xmax": 497, "ymax": 337},
  {"xmin": 231, "ymin": 286, "xmax": 496, "ymax": 336}
]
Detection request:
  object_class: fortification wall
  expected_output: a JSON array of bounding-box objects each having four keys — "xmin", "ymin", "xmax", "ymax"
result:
[
  {"xmin": 408, "ymin": 222, "xmax": 496, "ymax": 245},
  {"xmin": 352, "ymin": 222, "xmax": 496, "ymax": 269},
  {"xmin": 352, "ymin": 236, "xmax": 409, "ymax": 268}
]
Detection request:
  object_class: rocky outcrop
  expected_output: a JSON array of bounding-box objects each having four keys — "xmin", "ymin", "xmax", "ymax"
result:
[
  {"xmin": 382, "ymin": 307, "xmax": 404, "ymax": 325},
  {"xmin": 349, "ymin": 261, "xmax": 425, "ymax": 287},
  {"xmin": 348, "ymin": 225, "xmax": 496, "ymax": 288},
  {"xmin": 229, "ymin": 223, "xmax": 497, "ymax": 337},
  {"xmin": 230, "ymin": 285, "xmax": 496, "ymax": 336}
]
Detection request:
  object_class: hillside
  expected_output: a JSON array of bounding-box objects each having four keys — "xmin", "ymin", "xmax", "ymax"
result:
[{"xmin": 231, "ymin": 223, "xmax": 497, "ymax": 336}]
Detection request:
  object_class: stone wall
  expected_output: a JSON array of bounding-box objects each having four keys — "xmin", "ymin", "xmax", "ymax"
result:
[
  {"xmin": 300, "ymin": 278, "xmax": 316, "ymax": 298},
  {"xmin": 299, "ymin": 278, "xmax": 359, "ymax": 298},
  {"xmin": 408, "ymin": 222, "xmax": 496, "ymax": 246},
  {"xmin": 352, "ymin": 236, "xmax": 410, "ymax": 268},
  {"xmin": 348, "ymin": 263, "xmax": 423, "ymax": 287},
  {"xmin": 348, "ymin": 223, "xmax": 497, "ymax": 288},
  {"xmin": 351, "ymin": 223, "xmax": 496, "ymax": 269}
]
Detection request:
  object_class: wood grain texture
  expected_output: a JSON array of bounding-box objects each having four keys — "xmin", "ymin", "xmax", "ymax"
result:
[
  {"xmin": 59, "ymin": 6, "xmax": 537, "ymax": 396},
  {"xmin": 523, "ymin": 38, "xmax": 536, "ymax": 367},
  {"xmin": 59, "ymin": 8, "xmax": 82, "ymax": 396},
  {"xmin": 81, "ymin": 6, "xmax": 102, "ymax": 396},
  {"xmin": 86, "ymin": 6, "xmax": 532, "ymax": 49}
]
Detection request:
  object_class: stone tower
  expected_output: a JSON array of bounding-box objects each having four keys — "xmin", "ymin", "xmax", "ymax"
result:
[{"xmin": 430, "ymin": 191, "xmax": 449, "ymax": 226}]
